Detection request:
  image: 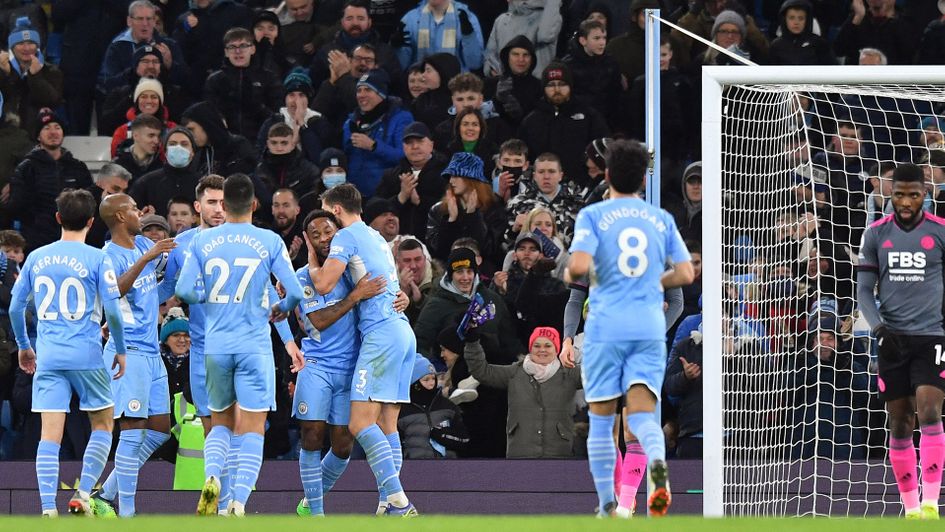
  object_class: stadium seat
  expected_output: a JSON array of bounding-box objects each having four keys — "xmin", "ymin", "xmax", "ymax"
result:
[{"xmin": 62, "ymin": 136, "xmax": 112, "ymax": 174}]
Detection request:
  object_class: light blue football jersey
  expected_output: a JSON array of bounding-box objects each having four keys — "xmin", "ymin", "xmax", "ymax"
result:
[
  {"xmin": 166, "ymin": 227, "xmax": 206, "ymax": 353},
  {"xmin": 103, "ymin": 235, "xmax": 163, "ymax": 356},
  {"xmin": 570, "ymin": 197, "xmax": 691, "ymax": 342},
  {"xmin": 295, "ymin": 266, "xmax": 359, "ymax": 374}
]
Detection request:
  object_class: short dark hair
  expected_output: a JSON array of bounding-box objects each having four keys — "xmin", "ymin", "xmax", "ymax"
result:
[
  {"xmin": 500, "ymin": 138, "xmax": 528, "ymax": 158},
  {"xmin": 0, "ymin": 229, "xmax": 25, "ymax": 249},
  {"xmin": 223, "ymin": 27, "xmax": 254, "ymax": 46},
  {"xmin": 605, "ymin": 139, "xmax": 649, "ymax": 194},
  {"xmin": 167, "ymin": 195, "xmax": 195, "ymax": 213},
  {"xmin": 892, "ymin": 163, "xmax": 925, "ymax": 184},
  {"xmin": 130, "ymin": 113, "xmax": 163, "ymax": 132},
  {"xmin": 578, "ymin": 19, "xmax": 605, "ymax": 38},
  {"xmin": 223, "ymin": 173, "xmax": 256, "ymax": 215},
  {"xmin": 196, "ymin": 174, "xmax": 225, "ymax": 199},
  {"xmin": 685, "ymin": 240, "xmax": 701, "ymax": 255},
  {"xmin": 869, "ymin": 161, "xmax": 897, "ymax": 177},
  {"xmin": 268, "ymin": 122, "xmax": 294, "ymax": 139},
  {"xmin": 343, "ymin": 0, "xmax": 371, "ymax": 14},
  {"xmin": 397, "ymin": 237, "xmax": 423, "ymax": 255},
  {"xmin": 302, "ymin": 209, "xmax": 340, "ymax": 232},
  {"xmin": 56, "ymin": 189, "xmax": 97, "ymax": 231},
  {"xmin": 534, "ymin": 152, "xmax": 562, "ymax": 169},
  {"xmin": 321, "ymin": 183, "xmax": 362, "ymax": 214},
  {"xmin": 451, "ymin": 237, "xmax": 480, "ymax": 255}
]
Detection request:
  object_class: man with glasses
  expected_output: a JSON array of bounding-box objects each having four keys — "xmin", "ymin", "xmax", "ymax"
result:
[
  {"xmin": 310, "ymin": 0, "xmax": 402, "ymax": 89},
  {"xmin": 99, "ymin": 0, "xmax": 189, "ymax": 96},
  {"xmin": 313, "ymin": 43, "xmax": 381, "ymax": 130}
]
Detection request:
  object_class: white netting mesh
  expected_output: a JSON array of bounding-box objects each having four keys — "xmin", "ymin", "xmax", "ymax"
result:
[{"xmin": 719, "ymin": 83, "xmax": 945, "ymax": 516}]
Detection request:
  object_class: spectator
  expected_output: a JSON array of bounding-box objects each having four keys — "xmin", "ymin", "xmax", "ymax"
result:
[
  {"xmin": 166, "ymin": 197, "xmax": 197, "ymax": 235},
  {"xmin": 101, "ymin": 44, "xmax": 190, "ymax": 135},
  {"xmin": 393, "ymin": 236, "xmax": 443, "ymax": 325},
  {"xmin": 252, "ymin": 9, "xmax": 291, "ymax": 79},
  {"xmin": 271, "ymin": 188, "xmax": 306, "ymax": 268},
  {"xmin": 159, "ymin": 307, "xmax": 190, "ymax": 405},
  {"xmin": 484, "ymin": 0, "xmax": 561, "ymax": 78},
  {"xmin": 579, "ymin": 137, "xmax": 610, "ymax": 202},
  {"xmin": 492, "ymin": 138, "xmax": 532, "ymax": 202},
  {"xmin": 426, "ymin": 152, "xmax": 507, "ymax": 270},
  {"xmin": 562, "ymin": 20, "xmax": 622, "ymax": 130},
  {"xmin": 0, "ymin": 229, "xmax": 24, "ymax": 266},
  {"xmin": 666, "ymin": 161, "xmax": 702, "ymax": 245},
  {"xmin": 109, "ymin": 77, "xmax": 177, "ymax": 157},
  {"xmin": 434, "ymin": 72, "xmax": 512, "ymax": 153},
  {"xmin": 114, "ymin": 114, "xmax": 165, "ymax": 182},
  {"xmin": 141, "ymin": 213, "xmax": 170, "ymax": 242},
  {"xmin": 99, "ymin": 1, "xmax": 188, "ymax": 93},
  {"xmin": 834, "ymin": 0, "xmax": 917, "ymax": 66},
  {"xmin": 916, "ymin": 0, "xmax": 945, "ymax": 64},
  {"xmin": 0, "ymin": 91, "xmax": 31, "ymax": 223},
  {"xmin": 342, "ymin": 68, "xmax": 413, "ymax": 198},
  {"xmin": 857, "ymin": 46, "xmax": 887, "ymax": 65},
  {"xmin": 9, "ymin": 109, "xmax": 92, "ymax": 255},
  {"xmin": 130, "ymin": 126, "xmax": 201, "ymax": 217},
  {"xmin": 395, "ymin": 0, "xmax": 485, "ymax": 72},
  {"xmin": 278, "ymin": 0, "xmax": 331, "ymax": 68},
  {"xmin": 810, "ymin": 120, "xmax": 866, "ymax": 246},
  {"xmin": 518, "ymin": 62, "xmax": 609, "ymax": 185},
  {"xmin": 253, "ymin": 123, "xmax": 319, "ymax": 225},
  {"xmin": 312, "ymin": 43, "xmax": 378, "ymax": 129},
  {"xmin": 256, "ymin": 67, "xmax": 334, "ymax": 165},
  {"xmin": 0, "ymin": 18, "xmax": 63, "ymax": 138},
  {"xmin": 627, "ymin": 37, "xmax": 693, "ymax": 161},
  {"xmin": 606, "ymin": 0, "xmax": 664, "ymax": 97},
  {"xmin": 769, "ymin": 0, "xmax": 836, "ymax": 65},
  {"xmin": 180, "ymin": 101, "xmax": 257, "ymax": 177},
  {"xmin": 409, "ymin": 52, "xmax": 461, "ymax": 131},
  {"xmin": 204, "ymin": 27, "xmax": 283, "ymax": 141},
  {"xmin": 463, "ymin": 325, "xmax": 581, "ymax": 458},
  {"xmin": 86, "ymin": 163, "xmax": 133, "ymax": 248},
  {"xmin": 694, "ymin": 10, "xmax": 755, "ymax": 67},
  {"xmin": 398, "ymin": 357, "xmax": 469, "ymax": 458},
  {"xmin": 501, "ymin": 206, "xmax": 569, "ymax": 280},
  {"xmin": 171, "ymin": 0, "xmax": 254, "ymax": 91},
  {"xmin": 310, "ymin": 0, "xmax": 401, "ymax": 89},
  {"xmin": 299, "ymin": 147, "xmax": 348, "ymax": 212},
  {"xmin": 664, "ymin": 316, "xmax": 705, "ymax": 459},
  {"xmin": 504, "ymin": 152, "xmax": 582, "ymax": 248},
  {"xmin": 405, "ymin": 62, "xmax": 428, "ymax": 103},
  {"xmin": 681, "ymin": 241, "xmax": 703, "ymax": 320},
  {"xmin": 443, "ymin": 108, "xmax": 499, "ymax": 179},
  {"xmin": 566, "ymin": 0, "xmax": 630, "ymax": 39},
  {"xmin": 374, "ymin": 121, "xmax": 449, "ymax": 240},
  {"xmin": 484, "ymin": 36, "xmax": 542, "ymax": 129},
  {"xmin": 672, "ymin": 0, "xmax": 769, "ymax": 64}
]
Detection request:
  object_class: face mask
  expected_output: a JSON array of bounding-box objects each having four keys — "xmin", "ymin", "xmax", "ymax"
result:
[
  {"xmin": 323, "ymin": 172, "xmax": 346, "ymax": 188},
  {"xmin": 166, "ymin": 145, "xmax": 192, "ymax": 168}
]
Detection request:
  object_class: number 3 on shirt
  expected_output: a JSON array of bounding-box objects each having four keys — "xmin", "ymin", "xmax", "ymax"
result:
[{"xmin": 618, "ymin": 227, "xmax": 648, "ymax": 278}]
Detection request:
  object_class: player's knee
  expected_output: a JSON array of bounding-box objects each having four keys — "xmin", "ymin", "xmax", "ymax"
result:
[
  {"xmin": 916, "ymin": 403, "xmax": 942, "ymax": 426},
  {"xmin": 300, "ymin": 424, "xmax": 325, "ymax": 451},
  {"xmin": 888, "ymin": 414, "xmax": 916, "ymax": 439},
  {"xmin": 331, "ymin": 428, "xmax": 355, "ymax": 458}
]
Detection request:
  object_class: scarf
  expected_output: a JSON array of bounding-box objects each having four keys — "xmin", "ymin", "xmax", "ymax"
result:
[
  {"xmin": 522, "ymin": 355, "xmax": 560, "ymax": 384},
  {"xmin": 417, "ymin": 1, "xmax": 458, "ymax": 57},
  {"xmin": 279, "ymin": 107, "xmax": 321, "ymax": 130},
  {"xmin": 11, "ymin": 50, "xmax": 45, "ymax": 79},
  {"xmin": 354, "ymin": 99, "xmax": 390, "ymax": 133}
]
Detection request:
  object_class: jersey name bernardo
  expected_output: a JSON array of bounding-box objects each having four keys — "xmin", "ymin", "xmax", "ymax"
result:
[
  {"xmin": 199, "ymin": 233, "xmax": 270, "ymax": 258},
  {"xmin": 32, "ymin": 255, "xmax": 91, "ymax": 277},
  {"xmin": 887, "ymin": 250, "xmax": 926, "ymax": 282}
]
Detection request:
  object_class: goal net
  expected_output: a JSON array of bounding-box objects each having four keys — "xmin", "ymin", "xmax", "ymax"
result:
[{"xmin": 701, "ymin": 67, "xmax": 945, "ymax": 517}]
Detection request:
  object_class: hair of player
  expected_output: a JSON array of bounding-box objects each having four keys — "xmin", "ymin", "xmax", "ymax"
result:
[
  {"xmin": 268, "ymin": 122, "xmax": 294, "ymax": 139},
  {"xmin": 223, "ymin": 27, "xmax": 253, "ymax": 46},
  {"xmin": 321, "ymin": 183, "xmax": 362, "ymax": 214},
  {"xmin": 97, "ymin": 163, "xmax": 132, "ymax": 184},
  {"xmin": 578, "ymin": 19, "xmax": 605, "ymax": 39},
  {"xmin": 451, "ymin": 237, "xmax": 480, "ymax": 255},
  {"xmin": 167, "ymin": 195, "xmax": 196, "ymax": 214},
  {"xmin": 273, "ymin": 187, "xmax": 299, "ymax": 204},
  {"xmin": 453, "ymin": 108, "xmax": 487, "ymax": 141},
  {"xmin": 397, "ymin": 236, "xmax": 424, "ymax": 255},
  {"xmin": 448, "ymin": 72, "xmax": 484, "ymax": 95},
  {"xmin": 302, "ymin": 209, "xmax": 339, "ymax": 232},
  {"xmin": 605, "ymin": 139, "xmax": 649, "ymax": 194},
  {"xmin": 892, "ymin": 163, "xmax": 925, "ymax": 184},
  {"xmin": 500, "ymin": 138, "xmax": 528, "ymax": 158},
  {"xmin": 0, "ymin": 229, "xmax": 25, "ymax": 250},
  {"xmin": 130, "ymin": 113, "xmax": 164, "ymax": 132},
  {"xmin": 56, "ymin": 189, "xmax": 97, "ymax": 230},
  {"xmin": 223, "ymin": 173, "xmax": 255, "ymax": 215},
  {"xmin": 196, "ymin": 174, "xmax": 225, "ymax": 199}
]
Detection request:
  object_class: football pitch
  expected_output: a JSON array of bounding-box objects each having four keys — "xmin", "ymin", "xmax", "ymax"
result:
[{"xmin": 0, "ymin": 516, "xmax": 939, "ymax": 531}]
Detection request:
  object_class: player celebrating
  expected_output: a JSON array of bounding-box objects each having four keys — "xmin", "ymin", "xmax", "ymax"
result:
[
  {"xmin": 10, "ymin": 189, "xmax": 129, "ymax": 517},
  {"xmin": 857, "ymin": 163, "xmax": 945, "ymax": 520},
  {"xmin": 310, "ymin": 184, "xmax": 418, "ymax": 516},
  {"xmin": 176, "ymin": 173, "xmax": 304, "ymax": 516},
  {"xmin": 91, "ymin": 194, "xmax": 176, "ymax": 517},
  {"xmin": 566, "ymin": 140, "xmax": 693, "ymax": 518}
]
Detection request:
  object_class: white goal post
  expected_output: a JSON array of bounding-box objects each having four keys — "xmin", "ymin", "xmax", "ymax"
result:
[{"xmin": 702, "ymin": 66, "xmax": 945, "ymax": 517}]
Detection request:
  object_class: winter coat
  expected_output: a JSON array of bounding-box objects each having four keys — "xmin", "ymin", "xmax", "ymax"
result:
[
  {"xmin": 665, "ymin": 172, "xmax": 702, "ymax": 245},
  {"xmin": 204, "ymin": 60, "xmax": 283, "ymax": 141},
  {"xmin": 256, "ymin": 109, "xmax": 335, "ymax": 165},
  {"xmin": 917, "ymin": 17, "xmax": 945, "ymax": 64},
  {"xmin": 517, "ymin": 97, "xmax": 610, "ymax": 185},
  {"xmin": 312, "ymin": 74, "xmax": 359, "ymax": 132},
  {"xmin": 834, "ymin": 9, "xmax": 917, "ymax": 66},
  {"xmin": 562, "ymin": 40, "xmax": 622, "ymax": 129},
  {"xmin": 0, "ymin": 62, "xmax": 63, "ymax": 136},
  {"xmin": 493, "ymin": 261, "xmax": 569, "ymax": 348},
  {"xmin": 52, "ymin": 0, "xmax": 125, "ymax": 86},
  {"xmin": 484, "ymin": 0, "xmax": 562, "ymax": 78},
  {"xmin": 180, "ymin": 101, "xmax": 258, "ymax": 177},
  {"xmin": 664, "ymin": 334, "xmax": 704, "ymax": 439},
  {"xmin": 628, "ymin": 68, "xmax": 693, "ymax": 162},
  {"xmin": 425, "ymin": 193, "xmax": 508, "ymax": 270},
  {"xmin": 310, "ymin": 29, "xmax": 402, "ymax": 89},
  {"xmin": 396, "ymin": 0, "xmax": 485, "ymax": 72},
  {"xmin": 769, "ymin": 0, "xmax": 836, "ymax": 66},
  {"xmin": 398, "ymin": 385, "xmax": 469, "ymax": 458},
  {"xmin": 101, "ymin": 72, "xmax": 190, "ymax": 135},
  {"xmin": 129, "ymin": 161, "xmax": 202, "ymax": 218},
  {"xmin": 171, "ymin": 0, "xmax": 254, "ymax": 92},
  {"xmin": 504, "ymin": 180, "xmax": 582, "ymax": 247},
  {"xmin": 342, "ymin": 97, "xmax": 414, "ymax": 198},
  {"xmin": 112, "ymin": 143, "xmax": 162, "ymax": 184},
  {"xmin": 484, "ymin": 35, "xmax": 543, "ymax": 129},
  {"xmin": 9, "ymin": 147, "xmax": 92, "ymax": 254},
  {"xmin": 409, "ymin": 53, "xmax": 461, "ymax": 130},
  {"xmin": 98, "ymin": 31, "xmax": 188, "ymax": 92},
  {"xmin": 374, "ymin": 152, "xmax": 449, "ymax": 241},
  {"xmin": 463, "ymin": 339, "xmax": 581, "ymax": 458},
  {"xmin": 109, "ymin": 105, "xmax": 176, "ymax": 158},
  {"xmin": 672, "ymin": 7, "xmax": 769, "ymax": 64},
  {"xmin": 0, "ymin": 121, "xmax": 32, "ymax": 189},
  {"xmin": 252, "ymin": 149, "xmax": 319, "ymax": 221}
]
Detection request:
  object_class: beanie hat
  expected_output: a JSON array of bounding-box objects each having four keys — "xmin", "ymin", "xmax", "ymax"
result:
[
  {"xmin": 529, "ymin": 326, "xmax": 561, "ymax": 353},
  {"xmin": 132, "ymin": 44, "xmax": 163, "ymax": 68},
  {"xmin": 410, "ymin": 353, "xmax": 436, "ymax": 382},
  {"xmin": 442, "ymin": 152, "xmax": 487, "ymax": 184},
  {"xmin": 446, "ymin": 247, "xmax": 478, "ymax": 277},
  {"xmin": 585, "ymin": 138, "xmax": 611, "ymax": 171},
  {"xmin": 35, "ymin": 108, "xmax": 63, "ymax": 138},
  {"xmin": 356, "ymin": 69, "xmax": 390, "ymax": 99},
  {"xmin": 921, "ymin": 115, "xmax": 945, "ymax": 132},
  {"xmin": 541, "ymin": 61, "xmax": 573, "ymax": 87},
  {"xmin": 160, "ymin": 307, "xmax": 190, "ymax": 344},
  {"xmin": 134, "ymin": 77, "xmax": 164, "ymax": 104},
  {"xmin": 712, "ymin": 10, "xmax": 746, "ymax": 40},
  {"xmin": 283, "ymin": 67, "xmax": 314, "ymax": 100},
  {"xmin": 362, "ymin": 197, "xmax": 396, "ymax": 224},
  {"xmin": 437, "ymin": 323, "xmax": 464, "ymax": 355},
  {"xmin": 319, "ymin": 147, "xmax": 347, "ymax": 170},
  {"xmin": 8, "ymin": 17, "xmax": 39, "ymax": 49}
]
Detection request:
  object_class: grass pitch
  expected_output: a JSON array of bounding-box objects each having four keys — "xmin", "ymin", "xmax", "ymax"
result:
[{"xmin": 0, "ymin": 516, "xmax": 940, "ymax": 531}]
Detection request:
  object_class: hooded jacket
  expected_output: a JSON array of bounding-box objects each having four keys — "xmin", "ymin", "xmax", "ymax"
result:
[
  {"xmin": 204, "ymin": 58, "xmax": 284, "ymax": 141},
  {"xmin": 562, "ymin": 37, "xmax": 623, "ymax": 130},
  {"xmin": 129, "ymin": 127, "xmax": 202, "ymax": 218},
  {"xmin": 484, "ymin": 0, "xmax": 562, "ymax": 78},
  {"xmin": 180, "ymin": 101, "xmax": 257, "ymax": 177},
  {"xmin": 484, "ymin": 35, "xmax": 543, "ymax": 127},
  {"xmin": 666, "ymin": 161, "xmax": 702, "ymax": 244},
  {"xmin": 769, "ymin": 0, "xmax": 836, "ymax": 66},
  {"xmin": 409, "ymin": 53, "xmax": 461, "ymax": 130}
]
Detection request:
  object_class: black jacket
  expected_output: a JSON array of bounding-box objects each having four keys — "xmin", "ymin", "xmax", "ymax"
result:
[
  {"xmin": 180, "ymin": 101, "xmax": 258, "ymax": 177},
  {"xmin": 10, "ymin": 147, "xmax": 92, "ymax": 254},
  {"xmin": 374, "ymin": 152, "xmax": 449, "ymax": 241},
  {"xmin": 517, "ymin": 97, "xmax": 610, "ymax": 184},
  {"xmin": 409, "ymin": 53, "xmax": 461, "ymax": 130},
  {"xmin": 204, "ymin": 60, "xmax": 283, "ymax": 141},
  {"xmin": 310, "ymin": 28, "xmax": 402, "ymax": 89},
  {"xmin": 113, "ymin": 144, "xmax": 163, "ymax": 183},
  {"xmin": 664, "ymin": 335, "xmax": 703, "ymax": 439},
  {"xmin": 51, "ymin": 0, "xmax": 126, "ymax": 84},
  {"xmin": 130, "ymin": 162, "xmax": 202, "ymax": 218},
  {"xmin": 562, "ymin": 40, "xmax": 622, "ymax": 129},
  {"xmin": 769, "ymin": 0, "xmax": 836, "ymax": 66},
  {"xmin": 252, "ymin": 149, "xmax": 319, "ymax": 223},
  {"xmin": 101, "ymin": 73, "xmax": 190, "ymax": 134},
  {"xmin": 426, "ymin": 194, "xmax": 508, "ymax": 271},
  {"xmin": 484, "ymin": 35, "xmax": 543, "ymax": 128},
  {"xmin": 171, "ymin": 0, "xmax": 255, "ymax": 94}
]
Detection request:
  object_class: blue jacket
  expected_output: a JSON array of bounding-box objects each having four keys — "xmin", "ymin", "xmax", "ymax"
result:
[
  {"xmin": 343, "ymin": 98, "xmax": 413, "ymax": 198},
  {"xmin": 98, "ymin": 30, "xmax": 188, "ymax": 92},
  {"xmin": 397, "ymin": 0, "xmax": 484, "ymax": 72}
]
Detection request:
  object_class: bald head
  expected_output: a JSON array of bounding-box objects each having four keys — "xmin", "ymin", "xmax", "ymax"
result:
[{"xmin": 100, "ymin": 193, "xmax": 135, "ymax": 229}]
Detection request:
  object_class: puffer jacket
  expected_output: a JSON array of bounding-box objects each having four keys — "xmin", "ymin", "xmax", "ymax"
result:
[
  {"xmin": 204, "ymin": 60, "xmax": 283, "ymax": 140},
  {"xmin": 342, "ymin": 97, "xmax": 413, "ymax": 198}
]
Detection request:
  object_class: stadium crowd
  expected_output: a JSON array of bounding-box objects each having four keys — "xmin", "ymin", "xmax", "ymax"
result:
[{"xmin": 0, "ymin": 0, "xmax": 941, "ymax": 463}]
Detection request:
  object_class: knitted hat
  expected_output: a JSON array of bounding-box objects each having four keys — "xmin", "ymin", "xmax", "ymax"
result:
[
  {"xmin": 442, "ymin": 152, "xmax": 487, "ymax": 183},
  {"xmin": 446, "ymin": 247, "xmax": 478, "ymax": 277},
  {"xmin": 921, "ymin": 115, "xmax": 945, "ymax": 132},
  {"xmin": 585, "ymin": 138, "xmax": 611, "ymax": 171},
  {"xmin": 283, "ymin": 67, "xmax": 314, "ymax": 99},
  {"xmin": 319, "ymin": 147, "xmax": 347, "ymax": 170},
  {"xmin": 436, "ymin": 323, "xmax": 464, "ymax": 355},
  {"xmin": 134, "ymin": 77, "xmax": 164, "ymax": 104},
  {"xmin": 410, "ymin": 353, "xmax": 436, "ymax": 382},
  {"xmin": 356, "ymin": 68, "xmax": 390, "ymax": 99},
  {"xmin": 35, "ymin": 108, "xmax": 63, "ymax": 138},
  {"xmin": 541, "ymin": 61, "xmax": 573, "ymax": 87},
  {"xmin": 132, "ymin": 44, "xmax": 163, "ymax": 67},
  {"xmin": 529, "ymin": 326, "xmax": 560, "ymax": 353},
  {"xmin": 8, "ymin": 17, "xmax": 39, "ymax": 49},
  {"xmin": 362, "ymin": 197, "xmax": 396, "ymax": 224},
  {"xmin": 141, "ymin": 214, "xmax": 170, "ymax": 233},
  {"xmin": 160, "ymin": 307, "xmax": 190, "ymax": 344},
  {"xmin": 712, "ymin": 10, "xmax": 746, "ymax": 40}
]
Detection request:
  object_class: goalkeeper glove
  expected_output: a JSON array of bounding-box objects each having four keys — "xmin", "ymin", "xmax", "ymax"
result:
[{"xmin": 873, "ymin": 324, "xmax": 902, "ymax": 362}]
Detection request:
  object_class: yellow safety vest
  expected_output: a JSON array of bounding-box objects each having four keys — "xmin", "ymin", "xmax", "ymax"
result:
[{"xmin": 171, "ymin": 392, "xmax": 206, "ymax": 490}]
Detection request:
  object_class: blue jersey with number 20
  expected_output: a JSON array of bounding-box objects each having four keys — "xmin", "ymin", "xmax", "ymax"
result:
[{"xmin": 570, "ymin": 197, "xmax": 690, "ymax": 342}]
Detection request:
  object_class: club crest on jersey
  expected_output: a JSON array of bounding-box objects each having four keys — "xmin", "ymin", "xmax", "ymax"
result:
[
  {"xmin": 128, "ymin": 399, "xmax": 141, "ymax": 413},
  {"xmin": 303, "ymin": 285, "xmax": 315, "ymax": 299},
  {"xmin": 298, "ymin": 402, "xmax": 308, "ymax": 415}
]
